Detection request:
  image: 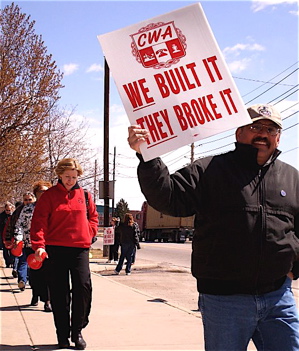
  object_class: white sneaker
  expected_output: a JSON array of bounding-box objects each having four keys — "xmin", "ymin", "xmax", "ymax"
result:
[
  {"xmin": 114, "ymin": 270, "xmax": 119, "ymax": 275},
  {"xmin": 126, "ymin": 272, "xmax": 131, "ymax": 276}
]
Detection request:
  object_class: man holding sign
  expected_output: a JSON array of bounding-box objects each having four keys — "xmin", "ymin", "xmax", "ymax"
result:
[{"xmin": 128, "ymin": 103, "xmax": 299, "ymax": 351}]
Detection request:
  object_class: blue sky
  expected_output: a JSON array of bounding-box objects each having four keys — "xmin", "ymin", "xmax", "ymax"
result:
[{"xmin": 3, "ymin": 0, "xmax": 299, "ymax": 210}]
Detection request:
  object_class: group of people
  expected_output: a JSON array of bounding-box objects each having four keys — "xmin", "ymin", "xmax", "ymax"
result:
[
  {"xmin": 0, "ymin": 156, "xmax": 142, "ymax": 350},
  {"xmin": 1, "ymin": 185, "xmax": 52, "ymax": 311},
  {"xmin": 1, "ymin": 102, "xmax": 298, "ymax": 351},
  {"xmin": 1, "ymin": 158, "xmax": 99, "ymax": 350}
]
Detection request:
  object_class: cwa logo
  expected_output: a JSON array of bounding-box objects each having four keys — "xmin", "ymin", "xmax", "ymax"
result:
[{"xmin": 131, "ymin": 21, "xmax": 186, "ymax": 69}]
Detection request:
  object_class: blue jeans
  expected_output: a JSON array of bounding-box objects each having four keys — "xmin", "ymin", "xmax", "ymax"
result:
[
  {"xmin": 16, "ymin": 250, "xmax": 28, "ymax": 284},
  {"xmin": 115, "ymin": 243, "xmax": 135, "ymax": 274},
  {"xmin": 13, "ymin": 256, "xmax": 19, "ymax": 271},
  {"xmin": 200, "ymin": 277, "xmax": 299, "ymax": 351}
]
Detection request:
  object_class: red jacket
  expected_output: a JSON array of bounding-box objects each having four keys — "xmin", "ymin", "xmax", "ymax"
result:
[{"xmin": 30, "ymin": 182, "xmax": 98, "ymax": 250}]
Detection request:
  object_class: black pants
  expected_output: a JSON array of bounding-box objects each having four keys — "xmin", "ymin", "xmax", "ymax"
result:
[
  {"xmin": 24, "ymin": 247, "xmax": 50, "ymax": 302},
  {"xmin": 46, "ymin": 246, "xmax": 92, "ymax": 342},
  {"xmin": 108, "ymin": 242, "xmax": 119, "ymax": 261}
]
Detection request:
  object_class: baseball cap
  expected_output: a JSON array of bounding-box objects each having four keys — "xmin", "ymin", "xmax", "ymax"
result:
[{"xmin": 247, "ymin": 104, "xmax": 282, "ymax": 129}]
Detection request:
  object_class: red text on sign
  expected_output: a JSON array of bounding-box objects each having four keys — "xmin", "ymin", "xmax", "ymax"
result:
[
  {"xmin": 174, "ymin": 94, "xmax": 222, "ymax": 130},
  {"xmin": 136, "ymin": 23, "xmax": 174, "ymax": 48},
  {"xmin": 123, "ymin": 79, "xmax": 154, "ymax": 109},
  {"xmin": 154, "ymin": 62, "xmax": 201, "ymax": 98},
  {"xmin": 202, "ymin": 56, "xmax": 223, "ymax": 83},
  {"xmin": 219, "ymin": 88, "xmax": 238, "ymax": 114},
  {"xmin": 136, "ymin": 109, "xmax": 174, "ymax": 144}
]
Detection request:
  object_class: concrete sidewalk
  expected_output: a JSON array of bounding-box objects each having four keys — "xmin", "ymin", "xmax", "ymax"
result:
[
  {"xmin": 1, "ymin": 253, "xmax": 298, "ymax": 351},
  {"xmin": 0, "ymin": 255, "xmax": 204, "ymax": 351}
]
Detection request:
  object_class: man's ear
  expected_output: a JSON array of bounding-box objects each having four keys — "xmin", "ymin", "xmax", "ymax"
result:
[
  {"xmin": 235, "ymin": 127, "xmax": 242, "ymax": 142},
  {"xmin": 276, "ymin": 131, "xmax": 281, "ymax": 146}
]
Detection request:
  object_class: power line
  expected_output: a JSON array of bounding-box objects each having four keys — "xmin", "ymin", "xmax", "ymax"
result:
[
  {"xmin": 283, "ymin": 121, "xmax": 299, "ymax": 132},
  {"xmin": 268, "ymin": 84, "xmax": 299, "ymax": 104},
  {"xmin": 245, "ymin": 68, "xmax": 299, "ymax": 104},
  {"xmin": 281, "ymin": 110, "xmax": 299, "ymax": 121},
  {"xmin": 271, "ymin": 89, "xmax": 299, "ymax": 106},
  {"xmin": 236, "ymin": 61, "xmax": 299, "ymax": 98}
]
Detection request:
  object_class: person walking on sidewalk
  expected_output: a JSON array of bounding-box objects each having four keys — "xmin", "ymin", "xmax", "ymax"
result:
[
  {"xmin": 107, "ymin": 217, "xmax": 120, "ymax": 263},
  {"xmin": 0, "ymin": 202, "xmax": 15, "ymax": 269},
  {"xmin": 30, "ymin": 158, "xmax": 98, "ymax": 350},
  {"xmin": 6, "ymin": 184, "xmax": 52, "ymax": 311},
  {"xmin": 127, "ymin": 104, "xmax": 299, "ymax": 351},
  {"xmin": 6, "ymin": 192, "xmax": 36, "ymax": 291},
  {"xmin": 114, "ymin": 213, "xmax": 140, "ymax": 275},
  {"xmin": 29, "ymin": 180, "xmax": 52, "ymax": 312}
]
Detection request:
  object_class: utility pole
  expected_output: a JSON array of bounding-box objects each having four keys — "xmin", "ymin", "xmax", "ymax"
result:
[
  {"xmin": 94, "ymin": 159, "xmax": 97, "ymax": 203},
  {"xmin": 112, "ymin": 146, "xmax": 116, "ymax": 215},
  {"xmin": 103, "ymin": 58, "xmax": 110, "ymax": 258}
]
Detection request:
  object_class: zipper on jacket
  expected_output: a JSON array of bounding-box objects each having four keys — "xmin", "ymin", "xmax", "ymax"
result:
[
  {"xmin": 68, "ymin": 191, "xmax": 72, "ymax": 210},
  {"xmin": 254, "ymin": 168, "xmax": 266, "ymax": 293}
]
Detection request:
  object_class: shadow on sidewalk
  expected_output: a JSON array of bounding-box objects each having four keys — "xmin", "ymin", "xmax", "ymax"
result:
[
  {"xmin": 0, "ymin": 304, "xmax": 38, "ymax": 312},
  {"xmin": 0, "ymin": 344, "xmax": 63, "ymax": 351}
]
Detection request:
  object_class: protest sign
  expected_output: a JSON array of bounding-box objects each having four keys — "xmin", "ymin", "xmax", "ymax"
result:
[
  {"xmin": 98, "ymin": 3, "xmax": 251, "ymax": 161},
  {"xmin": 103, "ymin": 227, "xmax": 114, "ymax": 245}
]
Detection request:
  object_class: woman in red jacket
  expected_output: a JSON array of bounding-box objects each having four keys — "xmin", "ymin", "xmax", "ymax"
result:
[{"xmin": 30, "ymin": 158, "xmax": 98, "ymax": 350}]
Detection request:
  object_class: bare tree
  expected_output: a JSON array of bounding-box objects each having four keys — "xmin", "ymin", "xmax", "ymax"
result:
[
  {"xmin": 43, "ymin": 106, "xmax": 102, "ymax": 198},
  {"xmin": 0, "ymin": 3, "xmax": 63, "ymax": 143},
  {"xmin": 0, "ymin": 3, "xmax": 103, "ymax": 204},
  {"xmin": 0, "ymin": 3, "xmax": 63, "ymax": 203}
]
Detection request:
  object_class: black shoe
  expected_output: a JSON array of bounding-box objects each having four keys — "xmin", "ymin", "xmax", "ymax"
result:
[
  {"xmin": 71, "ymin": 333, "xmax": 86, "ymax": 350},
  {"xmin": 12, "ymin": 270, "xmax": 18, "ymax": 278},
  {"xmin": 44, "ymin": 302, "xmax": 52, "ymax": 312},
  {"xmin": 30, "ymin": 296, "xmax": 38, "ymax": 306},
  {"xmin": 57, "ymin": 339, "xmax": 70, "ymax": 349},
  {"xmin": 18, "ymin": 281, "xmax": 25, "ymax": 291}
]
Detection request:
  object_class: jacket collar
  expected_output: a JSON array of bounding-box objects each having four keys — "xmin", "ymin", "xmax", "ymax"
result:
[
  {"xmin": 234, "ymin": 142, "xmax": 281, "ymax": 168},
  {"xmin": 57, "ymin": 179, "xmax": 80, "ymax": 191}
]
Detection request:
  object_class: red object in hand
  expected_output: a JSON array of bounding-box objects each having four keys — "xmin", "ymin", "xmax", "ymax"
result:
[
  {"xmin": 11, "ymin": 241, "xmax": 23, "ymax": 257},
  {"xmin": 27, "ymin": 252, "xmax": 47, "ymax": 270}
]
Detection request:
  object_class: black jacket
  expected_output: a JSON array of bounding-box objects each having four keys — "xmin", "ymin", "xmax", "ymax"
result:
[
  {"xmin": 5, "ymin": 204, "xmax": 24, "ymax": 241},
  {"xmin": 119, "ymin": 222, "xmax": 140, "ymax": 248},
  {"xmin": 0, "ymin": 211, "xmax": 11, "ymax": 239},
  {"xmin": 137, "ymin": 143, "xmax": 299, "ymax": 295}
]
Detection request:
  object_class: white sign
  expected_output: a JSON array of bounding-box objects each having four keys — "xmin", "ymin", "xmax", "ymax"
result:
[
  {"xmin": 98, "ymin": 3, "xmax": 251, "ymax": 161},
  {"xmin": 103, "ymin": 227, "xmax": 114, "ymax": 246}
]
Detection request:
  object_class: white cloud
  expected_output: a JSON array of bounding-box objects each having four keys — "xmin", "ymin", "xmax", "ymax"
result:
[
  {"xmin": 289, "ymin": 10, "xmax": 299, "ymax": 15},
  {"xmin": 86, "ymin": 63, "xmax": 104, "ymax": 73},
  {"xmin": 227, "ymin": 58, "xmax": 252, "ymax": 73},
  {"xmin": 251, "ymin": 0, "xmax": 298, "ymax": 12},
  {"xmin": 223, "ymin": 43, "xmax": 265, "ymax": 56},
  {"xmin": 63, "ymin": 63, "xmax": 79, "ymax": 76},
  {"xmin": 222, "ymin": 40, "xmax": 265, "ymax": 73}
]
